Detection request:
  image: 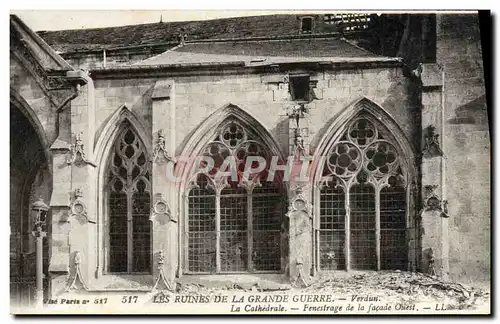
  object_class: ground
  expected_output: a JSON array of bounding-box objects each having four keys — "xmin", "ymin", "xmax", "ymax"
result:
[{"xmin": 177, "ymin": 271, "xmax": 490, "ymax": 313}]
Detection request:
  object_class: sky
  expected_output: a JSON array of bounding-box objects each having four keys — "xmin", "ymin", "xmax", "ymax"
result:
[
  {"xmin": 11, "ymin": 10, "xmax": 337, "ymax": 31},
  {"xmin": 11, "ymin": 8, "xmax": 486, "ymax": 32}
]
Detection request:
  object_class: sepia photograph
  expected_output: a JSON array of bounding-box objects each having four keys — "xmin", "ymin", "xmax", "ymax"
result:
[{"xmin": 8, "ymin": 9, "xmax": 491, "ymax": 315}]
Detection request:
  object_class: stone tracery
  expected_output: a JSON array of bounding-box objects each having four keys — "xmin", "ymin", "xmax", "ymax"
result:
[
  {"xmin": 318, "ymin": 114, "xmax": 408, "ymax": 271},
  {"xmin": 107, "ymin": 127, "xmax": 152, "ymax": 273},
  {"xmin": 186, "ymin": 118, "xmax": 285, "ymax": 274}
]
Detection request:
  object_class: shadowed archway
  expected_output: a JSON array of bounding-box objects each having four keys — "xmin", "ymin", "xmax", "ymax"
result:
[{"xmin": 10, "ymin": 104, "xmax": 52, "ymax": 307}]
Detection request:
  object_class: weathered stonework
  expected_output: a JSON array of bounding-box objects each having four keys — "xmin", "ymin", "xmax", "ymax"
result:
[
  {"xmin": 437, "ymin": 14, "xmax": 490, "ymax": 283},
  {"xmin": 419, "ymin": 62, "xmax": 449, "ymax": 279},
  {"xmin": 10, "ymin": 13, "xmax": 490, "ymax": 305}
]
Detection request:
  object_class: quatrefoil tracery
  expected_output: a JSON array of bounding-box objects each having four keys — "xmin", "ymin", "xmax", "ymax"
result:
[
  {"xmin": 347, "ymin": 118, "xmax": 378, "ymax": 147},
  {"xmin": 324, "ymin": 117, "xmax": 403, "ymax": 188},
  {"xmin": 364, "ymin": 140, "xmax": 399, "ymax": 178},
  {"xmin": 326, "ymin": 142, "xmax": 362, "ymax": 178},
  {"xmin": 190, "ymin": 120, "xmax": 274, "ymax": 192},
  {"xmin": 220, "ymin": 122, "xmax": 247, "ymax": 149}
]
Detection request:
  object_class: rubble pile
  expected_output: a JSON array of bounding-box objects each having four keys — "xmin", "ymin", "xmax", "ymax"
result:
[
  {"xmin": 305, "ymin": 271, "xmax": 489, "ymax": 310},
  {"xmin": 177, "ymin": 271, "xmax": 489, "ymax": 310}
]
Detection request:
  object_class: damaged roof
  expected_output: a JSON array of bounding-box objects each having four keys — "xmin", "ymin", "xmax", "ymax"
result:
[
  {"xmin": 33, "ymin": 13, "xmax": 401, "ymax": 70},
  {"xmin": 37, "ymin": 14, "xmax": 341, "ymax": 53},
  {"xmin": 134, "ymin": 36, "xmax": 400, "ymax": 67}
]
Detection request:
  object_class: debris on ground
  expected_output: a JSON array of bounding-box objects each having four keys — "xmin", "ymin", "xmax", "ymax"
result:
[
  {"xmin": 176, "ymin": 271, "xmax": 489, "ymax": 311},
  {"xmin": 303, "ymin": 271, "xmax": 489, "ymax": 310}
]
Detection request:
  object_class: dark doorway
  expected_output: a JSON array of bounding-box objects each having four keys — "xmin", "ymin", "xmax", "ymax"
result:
[{"xmin": 10, "ymin": 105, "xmax": 51, "ymax": 307}]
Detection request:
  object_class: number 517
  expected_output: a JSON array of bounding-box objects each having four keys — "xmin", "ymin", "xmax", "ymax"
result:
[{"xmin": 122, "ymin": 296, "xmax": 138, "ymax": 303}]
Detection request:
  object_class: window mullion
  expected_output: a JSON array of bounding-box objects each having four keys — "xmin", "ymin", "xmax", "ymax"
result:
[
  {"xmin": 247, "ymin": 191, "xmax": 253, "ymax": 272},
  {"xmin": 127, "ymin": 162, "xmax": 133, "ymax": 273},
  {"xmin": 375, "ymin": 186, "xmax": 381, "ymax": 271},
  {"xmin": 215, "ymin": 193, "xmax": 221, "ymax": 273},
  {"xmin": 314, "ymin": 187, "xmax": 320, "ymax": 273},
  {"xmin": 406, "ymin": 182, "xmax": 411, "ymax": 271},
  {"xmin": 345, "ymin": 183, "xmax": 351, "ymax": 271}
]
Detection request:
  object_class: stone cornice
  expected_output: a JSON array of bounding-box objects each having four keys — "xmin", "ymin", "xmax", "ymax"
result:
[{"xmin": 88, "ymin": 59, "xmax": 404, "ymax": 79}]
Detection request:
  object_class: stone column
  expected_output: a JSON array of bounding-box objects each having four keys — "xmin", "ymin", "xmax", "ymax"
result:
[
  {"xmin": 48, "ymin": 71, "xmax": 94, "ymax": 296},
  {"xmin": 31, "ymin": 196, "xmax": 49, "ymax": 309},
  {"xmin": 48, "ymin": 98, "xmax": 73, "ymax": 296},
  {"xmin": 267, "ymin": 72, "xmax": 320, "ymax": 283},
  {"xmin": 286, "ymin": 101, "xmax": 313, "ymax": 286},
  {"xmin": 67, "ymin": 73, "xmax": 96, "ymax": 288},
  {"xmin": 150, "ymin": 80, "xmax": 178, "ymax": 289},
  {"xmin": 287, "ymin": 183, "xmax": 313, "ymax": 287},
  {"xmin": 34, "ymin": 230, "xmax": 46, "ymax": 308},
  {"xmin": 419, "ymin": 63, "xmax": 449, "ymax": 279}
]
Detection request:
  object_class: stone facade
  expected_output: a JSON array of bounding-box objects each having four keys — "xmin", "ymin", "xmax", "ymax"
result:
[
  {"xmin": 437, "ymin": 14, "xmax": 490, "ymax": 283},
  {"xmin": 10, "ymin": 13, "xmax": 490, "ymax": 303}
]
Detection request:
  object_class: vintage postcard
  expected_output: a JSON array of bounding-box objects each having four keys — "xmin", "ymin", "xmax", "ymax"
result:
[{"xmin": 9, "ymin": 10, "xmax": 491, "ymax": 315}]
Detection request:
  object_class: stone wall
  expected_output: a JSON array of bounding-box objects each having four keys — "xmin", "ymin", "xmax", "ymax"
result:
[
  {"xmin": 437, "ymin": 14, "xmax": 490, "ymax": 284},
  {"xmin": 10, "ymin": 56, "xmax": 56, "ymax": 267},
  {"xmin": 92, "ymin": 66, "xmax": 418, "ymax": 162},
  {"xmin": 84, "ymin": 64, "xmax": 420, "ymax": 285},
  {"xmin": 10, "ymin": 13, "xmax": 491, "ymax": 302},
  {"xmin": 10, "ymin": 57, "xmax": 59, "ymax": 144}
]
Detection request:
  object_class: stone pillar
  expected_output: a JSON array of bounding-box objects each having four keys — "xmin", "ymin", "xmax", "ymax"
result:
[
  {"xmin": 151, "ymin": 80, "xmax": 178, "ymax": 289},
  {"xmin": 419, "ymin": 63, "xmax": 449, "ymax": 279},
  {"xmin": 287, "ymin": 183, "xmax": 313, "ymax": 287},
  {"xmin": 48, "ymin": 110, "xmax": 72, "ymax": 296},
  {"xmin": 31, "ymin": 196, "xmax": 49, "ymax": 309},
  {"xmin": 267, "ymin": 72, "xmax": 320, "ymax": 282},
  {"xmin": 48, "ymin": 71, "xmax": 94, "ymax": 296},
  {"xmin": 34, "ymin": 230, "xmax": 46, "ymax": 308},
  {"xmin": 67, "ymin": 74, "xmax": 96, "ymax": 288},
  {"xmin": 407, "ymin": 180, "xmax": 419, "ymax": 273},
  {"xmin": 286, "ymin": 101, "xmax": 313, "ymax": 285}
]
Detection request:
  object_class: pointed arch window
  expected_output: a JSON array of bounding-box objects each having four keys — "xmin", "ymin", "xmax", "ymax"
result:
[
  {"xmin": 106, "ymin": 126, "xmax": 152, "ymax": 273},
  {"xmin": 186, "ymin": 119, "xmax": 286, "ymax": 274},
  {"xmin": 318, "ymin": 116, "xmax": 408, "ymax": 271}
]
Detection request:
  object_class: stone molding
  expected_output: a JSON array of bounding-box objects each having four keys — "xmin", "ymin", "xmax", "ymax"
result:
[
  {"xmin": 68, "ymin": 188, "xmax": 95, "ymax": 223},
  {"xmin": 152, "ymin": 129, "xmax": 174, "ymax": 164},
  {"xmin": 66, "ymin": 251, "xmax": 89, "ymax": 291},
  {"xmin": 67, "ymin": 133, "xmax": 96, "ymax": 167},
  {"xmin": 150, "ymin": 193, "xmax": 176, "ymax": 223},
  {"xmin": 422, "ymin": 125, "xmax": 444, "ymax": 158},
  {"xmin": 422, "ymin": 185, "xmax": 449, "ymax": 217},
  {"xmin": 286, "ymin": 184, "xmax": 312, "ymax": 219}
]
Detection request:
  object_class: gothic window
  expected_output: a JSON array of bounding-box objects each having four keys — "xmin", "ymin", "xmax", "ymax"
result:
[
  {"xmin": 107, "ymin": 126, "xmax": 151, "ymax": 273},
  {"xmin": 318, "ymin": 116, "xmax": 407, "ymax": 271},
  {"xmin": 186, "ymin": 120, "xmax": 285, "ymax": 274}
]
